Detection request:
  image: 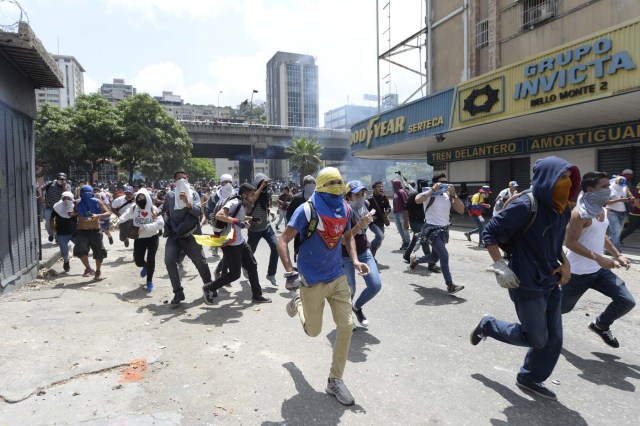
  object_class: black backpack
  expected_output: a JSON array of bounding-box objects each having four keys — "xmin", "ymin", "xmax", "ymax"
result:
[
  {"xmin": 209, "ymin": 194, "xmax": 242, "ymax": 236},
  {"xmin": 496, "ymin": 189, "xmax": 538, "ymax": 259},
  {"xmin": 406, "ymin": 193, "xmax": 425, "ymax": 223}
]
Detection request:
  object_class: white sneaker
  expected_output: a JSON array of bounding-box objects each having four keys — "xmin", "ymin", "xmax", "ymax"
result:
[{"xmin": 286, "ymin": 296, "xmax": 300, "ymax": 318}]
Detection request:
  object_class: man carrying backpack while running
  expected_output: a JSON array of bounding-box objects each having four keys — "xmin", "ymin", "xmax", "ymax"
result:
[
  {"xmin": 276, "ymin": 167, "xmax": 369, "ymax": 406},
  {"xmin": 470, "ymin": 156, "xmax": 581, "ymax": 401}
]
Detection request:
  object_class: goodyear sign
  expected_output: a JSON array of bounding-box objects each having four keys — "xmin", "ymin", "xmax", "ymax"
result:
[
  {"xmin": 350, "ymin": 88, "xmax": 454, "ymax": 151},
  {"xmin": 428, "ymin": 121, "xmax": 640, "ymax": 163},
  {"xmin": 453, "ymin": 19, "xmax": 640, "ymax": 129}
]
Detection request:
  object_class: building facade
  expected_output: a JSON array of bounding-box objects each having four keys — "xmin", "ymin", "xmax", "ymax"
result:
[
  {"xmin": 100, "ymin": 78, "xmax": 136, "ymax": 103},
  {"xmin": 35, "ymin": 54, "xmax": 84, "ymax": 108},
  {"xmin": 266, "ymin": 51, "xmax": 319, "ymax": 127},
  {"xmin": 1, "ymin": 22, "xmax": 63, "ymax": 293},
  {"xmin": 324, "ymin": 104, "xmax": 378, "ymax": 130},
  {"xmin": 352, "ymin": 1, "xmax": 640, "ymax": 199}
]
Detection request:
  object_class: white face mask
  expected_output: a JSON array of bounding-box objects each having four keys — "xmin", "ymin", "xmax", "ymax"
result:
[
  {"xmin": 304, "ymin": 183, "xmax": 316, "ymax": 199},
  {"xmin": 219, "ymin": 182, "xmax": 234, "ymax": 199}
]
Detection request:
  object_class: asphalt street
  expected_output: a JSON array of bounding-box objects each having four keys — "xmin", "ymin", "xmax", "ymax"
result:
[{"xmin": 1, "ymin": 220, "xmax": 639, "ymax": 425}]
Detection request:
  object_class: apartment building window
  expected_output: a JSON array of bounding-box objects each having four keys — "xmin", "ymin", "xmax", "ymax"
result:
[
  {"xmin": 476, "ymin": 19, "xmax": 489, "ymax": 49},
  {"xmin": 522, "ymin": 0, "xmax": 556, "ymax": 29}
]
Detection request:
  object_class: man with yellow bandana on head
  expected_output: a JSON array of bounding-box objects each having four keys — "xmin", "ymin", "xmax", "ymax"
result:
[
  {"xmin": 277, "ymin": 167, "xmax": 369, "ymax": 406},
  {"xmin": 471, "ymin": 156, "xmax": 580, "ymax": 401}
]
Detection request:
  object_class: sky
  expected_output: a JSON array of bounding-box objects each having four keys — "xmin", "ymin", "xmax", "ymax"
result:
[{"xmin": 2, "ymin": 0, "xmax": 428, "ymax": 125}]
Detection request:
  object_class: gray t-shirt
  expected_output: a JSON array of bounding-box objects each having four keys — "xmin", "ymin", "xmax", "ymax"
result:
[
  {"xmin": 224, "ymin": 197, "xmax": 246, "ymax": 246},
  {"xmin": 248, "ymin": 203, "xmax": 270, "ymax": 232}
]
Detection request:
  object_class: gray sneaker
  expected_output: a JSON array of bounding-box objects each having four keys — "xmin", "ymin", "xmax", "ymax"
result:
[
  {"xmin": 286, "ymin": 296, "xmax": 300, "ymax": 317},
  {"xmin": 325, "ymin": 378, "xmax": 355, "ymax": 406},
  {"xmin": 266, "ymin": 275, "xmax": 278, "ymax": 286}
]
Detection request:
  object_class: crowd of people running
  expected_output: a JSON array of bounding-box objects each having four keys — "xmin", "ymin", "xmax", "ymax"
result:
[{"xmin": 38, "ymin": 158, "xmax": 636, "ymax": 406}]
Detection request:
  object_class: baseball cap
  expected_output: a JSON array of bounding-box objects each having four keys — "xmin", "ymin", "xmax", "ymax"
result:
[
  {"xmin": 508, "ymin": 181, "xmax": 519, "ymax": 188},
  {"xmin": 622, "ymin": 169, "xmax": 634, "ymax": 175},
  {"xmin": 615, "ymin": 176, "xmax": 628, "ymax": 186},
  {"xmin": 56, "ymin": 172, "xmax": 67, "ymax": 180},
  {"xmin": 345, "ymin": 180, "xmax": 367, "ymax": 194},
  {"xmin": 123, "ymin": 185, "xmax": 134, "ymax": 193},
  {"xmin": 479, "ymin": 185, "xmax": 492, "ymax": 193}
]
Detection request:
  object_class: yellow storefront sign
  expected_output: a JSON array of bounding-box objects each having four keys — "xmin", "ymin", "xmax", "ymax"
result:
[{"xmin": 452, "ymin": 18, "xmax": 640, "ymax": 129}]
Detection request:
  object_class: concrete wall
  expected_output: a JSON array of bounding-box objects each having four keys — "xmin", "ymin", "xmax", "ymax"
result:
[
  {"xmin": 0, "ymin": 54, "xmax": 37, "ymax": 118},
  {"xmin": 449, "ymin": 158, "xmax": 488, "ymax": 183},
  {"xmin": 432, "ymin": 0, "xmax": 467, "ymax": 92}
]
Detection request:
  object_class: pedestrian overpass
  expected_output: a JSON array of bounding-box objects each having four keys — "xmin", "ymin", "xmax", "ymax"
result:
[{"xmin": 180, "ymin": 120, "xmax": 351, "ymax": 183}]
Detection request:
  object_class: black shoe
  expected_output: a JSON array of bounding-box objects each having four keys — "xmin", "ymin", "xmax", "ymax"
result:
[
  {"xmin": 352, "ymin": 306, "xmax": 369, "ymax": 327},
  {"xmin": 464, "ymin": 232, "xmax": 471, "ymax": 241},
  {"xmin": 400, "ymin": 243, "xmax": 409, "ymax": 251},
  {"xmin": 403, "ymin": 257, "xmax": 410, "ymax": 264},
  {"xmin": 516, "ymin": 376, "xmax": 557, "ymax": 401},
  {"xmin": 170, "ymin": 292, "xmax": 185, "ymax": 306},
  {"xmin": 48, "ymin": 235, "xmax": 54, "ymax": 242},
  {"xmin": 470, "ymin": 315, "xmax": 488, "ymax": 345},
  {"xmin": 202, "ymin": 284, "xmax": 217, "ymax": 305},
  {"xmin": 124, "ymin": 239, "xmax": 129, "ymax": 248},
  {"xmin": 63, "ymin": 261, "xmax": 70, "ymax": 272},
  {"xmin": 108, "ymin": 236, "xmax": 114, "ymax": 245},
  {"xmin": 427, "ymin": 264, "xmax": 441, "ymax": 273},
  {"xmin": 252, "ymin": 295, "xmax": 272, "ymax": 304},
  {"xmin": 589, "ymin": 321, "xmax": 620, "ymax": 348},
  {"xmin": 447, "ymin": 284, "xmax": 465, "ymax": 295}
]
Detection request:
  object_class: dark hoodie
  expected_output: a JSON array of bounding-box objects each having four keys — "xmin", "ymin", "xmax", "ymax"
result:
[
  {"xmin": 482, "ymin": 156, "xmax": 580, "ymax": 295},
  {"xmin": 391, "ymin": 179, "xmax": 409, "ymax": 214}
]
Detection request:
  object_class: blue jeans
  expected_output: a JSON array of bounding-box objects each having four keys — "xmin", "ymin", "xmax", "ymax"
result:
[
  {"xmin": 468, "ymin": 215, "xmax": 485, "ymax": 239},
  {"xmin": 342, "ymin": 249, "xmax": 382, "ymax": 309},
  {"xmin": 393, "ymin": 212, "xmax": 410, "ymax": 245},
  {"xmin": 414, "ymin": 232, "xmax": 453, "ymax": 285},
  {"xmin": 44, "ymin": 206, "xmax": 53, "ymax": 237},
  {"xmin": 56, "ymin": 233, "xmax": 73, "ymax": 262},
  {"xmin": 368, "ymin": 223, "xmax": 385, "ymax": 255},
  {"xmin": 607, "ymin": 210, "xmax": 626, "ymax": 252},
  {"xmin": 479, "ymin": 286, "xmax": 563, "ymax": 383},
  {"xmin": 248, "ymin": 225, "xmax": 278, "ymax": 277},
  {"xmin": 562, "ymin": 269, "xmax": 636, "ymax": 327}
]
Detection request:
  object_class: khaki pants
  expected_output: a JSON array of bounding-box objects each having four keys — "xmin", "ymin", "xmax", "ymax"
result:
[{"xmin": 293, "ymin": 274, "xmax": 353, "ymax": 379}]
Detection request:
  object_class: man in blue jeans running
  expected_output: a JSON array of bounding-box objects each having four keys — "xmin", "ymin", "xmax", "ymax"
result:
[
  {"xmin": 472, "ymin": 156, "xmax": 581, "ymax": 401},
  {"xmin": 562, "ymin": 171, "xmax": 636, "ymax": 348}
]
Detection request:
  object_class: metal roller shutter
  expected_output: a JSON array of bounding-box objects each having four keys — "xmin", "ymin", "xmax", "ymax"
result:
[
  {"xmin": 511, "ymin": 158, "xmax": 531, "ymax": 189},
  {"xmin": 490, "ymin": 159, "xmax": 510, "ymax": 205},
  {"xmin": 597, "ymin": 147, "xmax": 631, "ymax": 179}
]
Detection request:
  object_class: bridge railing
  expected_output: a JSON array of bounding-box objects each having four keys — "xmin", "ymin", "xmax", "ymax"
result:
[{"xmin": 179, "ymin": 119, "xmax": 351, "ymax": 137}]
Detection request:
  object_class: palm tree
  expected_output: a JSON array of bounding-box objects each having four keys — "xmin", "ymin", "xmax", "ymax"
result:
[{"xmin": 285, "ymin": 137, "xmax": 323, "ymax": 185}]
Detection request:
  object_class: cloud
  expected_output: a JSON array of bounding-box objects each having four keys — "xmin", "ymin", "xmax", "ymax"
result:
[
  {"xmin": 102, "ymin": 0, "xmax": 231, "ymax": 24},
  {"xmin": 83, "ymin": 73, "xmax": 100, "ymax": 94}
]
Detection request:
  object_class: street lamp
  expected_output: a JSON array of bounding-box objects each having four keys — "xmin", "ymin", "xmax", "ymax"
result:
[
  {"xmin": 250, "ymin": 89, "xmax": 258, "ymax": 120},
  {"xmin": 217, "ymin": 90, "xmax": 222, "ymax": 119}
]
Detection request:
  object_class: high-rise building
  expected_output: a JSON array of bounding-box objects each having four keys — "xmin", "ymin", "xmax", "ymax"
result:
[
  {"xmin": 99, "ymin": 78, "xmax": 136, "ymax": 103},
  {"xmin": 266, "ymin": 51, "xmax": 318, "ymax": 127},
  {"xmin": 35, "ymin": 54, "xmax": 84, "ymax": 108},
  {"xmin": 324, "ymin": 104, "xmax": 377, "ymax": 130}
]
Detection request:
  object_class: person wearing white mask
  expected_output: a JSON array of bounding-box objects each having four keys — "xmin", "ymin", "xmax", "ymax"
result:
[
  {"xmin": 206, "ymin": 174, "xmax": 236, "ymax": 268},
  {"xmin": 342, "ymin": 181, "xmax": 382, "ymax": 327},
  {"xmin": 163, "ymin": 171, "xmax": 213, "ymax": 306},
  {"xmin": 117, "ymin": 188, "xmax": 164, "ymax": 292},
  {"xmin": 50, "ymin": 191, "xmax": 78, "ymax": 272},
  {"xmin": 605, "ymin": 175, "xmax": 634, "ymax": 252},
  {"xmin": 562, "ymin": 171, "xmax": 635, "ymax": 348}
]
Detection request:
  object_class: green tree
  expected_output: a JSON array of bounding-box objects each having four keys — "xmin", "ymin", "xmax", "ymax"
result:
[
  {"xmin": 35, "ymin": 103, "xmax": 76, "ymax": 178},
  {"xmin": 117, "ymin": 94, "xmax": 192, "ymax": 182},
  {"xmin": 285, "ymin": 137, "xmax": 323, "ymax": 185},
  {"xmin": 183, "ymin": 158, "xmax": 216, "ymax": 182},
  {"xmin": 71, "ymin": 94, "xmax": 122, "ymax": 183}
]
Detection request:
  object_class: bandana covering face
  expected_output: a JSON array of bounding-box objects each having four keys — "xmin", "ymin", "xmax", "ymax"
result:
[
  {"xmin": 303, "ymin": 183, "xmax": 316, "ymax": 200},
  {"xmin": 174, "ymin": 179, "xmax": 194, "ymax": 210},
  {"xmin": 312, "ymin": 192, "xmax": 350, "ymax": 249},
  {"xmin": 315, "ymin": 167, "xmax": 344, "ymax": 196},
  {"xmin": 348, "ymin": 197, "xmax": 365, "ymax": 210},
  {"xmin": 53, "ymin": 191, "xmax": 75, "ymax": 219},
  {"xmin": 578, "ymin": 188, "xmax": 612, "ymax": 219},
  {"xmin": 218, "ymin": 183, "xmax": 234, "ymax": 200},
  {"xmin": 552, "ymin": 176, "xmax": 572, "ymax": 212},
  {"xmin": 77, "ymin": 185, "xmax": 101, "ymax": 218}
]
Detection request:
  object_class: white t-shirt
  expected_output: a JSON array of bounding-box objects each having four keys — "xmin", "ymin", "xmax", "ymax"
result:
[
  {"xmin": 223, "ymin": 197, "xmax": 246, "ymax": 246},
  {"xmin": 608, "ymin": 179, "xmax": 628, "ymax": 212},
  {"xmin": 424, "ymin": 192, "xmax": 452, "ymax": 226},
  {"xmin": 111, "ymin": 195, "xmax": 134, "ymax": 216}
]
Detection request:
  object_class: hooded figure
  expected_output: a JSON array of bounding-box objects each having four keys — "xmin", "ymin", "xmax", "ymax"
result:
[
  {"xmin": 77, "ymin": 185, "xmax": 101, "ymax": 218},
  {"xmin": 118, "ymin": 188, "xmax": 165, "ymax": 239},
  {"xmin": 483, "ymin": 156, "xmax": 580, "ymax": 295},
  {"xmin": 53, "ymin": 191, "xmax": 75, "ymax": 219}
]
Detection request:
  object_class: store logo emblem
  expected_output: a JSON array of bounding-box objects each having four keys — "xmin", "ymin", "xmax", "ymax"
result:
[{"xmin": 463, "ymin": 84, "xmax": 500, "ymax": 116}]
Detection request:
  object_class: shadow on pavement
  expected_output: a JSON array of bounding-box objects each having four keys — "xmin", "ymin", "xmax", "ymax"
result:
[
  {"xmin": 326, "ymin": 328, "xmax": 381, "ymax": 363},
  {"xmin": 562, "ymin": 349, "xmax": 640, "ymax": 392},
  {"xmin": 409, "ymin": 284, "xmax": 467, "ymax": 306},
  {"xmin": 116, "ymin": 286, "xmax": 153, "ymax": 302},
  {"xmin": 183, "ymin": 299, "xmax": 246, "ymax": 327},
  {"xmin": 262, "ymin": 362, "xmax": 365, "ymax": 426},
  {"xmin": 471, "ymin": 373, "xmax": 588, "ymax": 425},
  {"xmin": 375, "ymin": 263, "xmax": 390, "ymax": 271}
]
